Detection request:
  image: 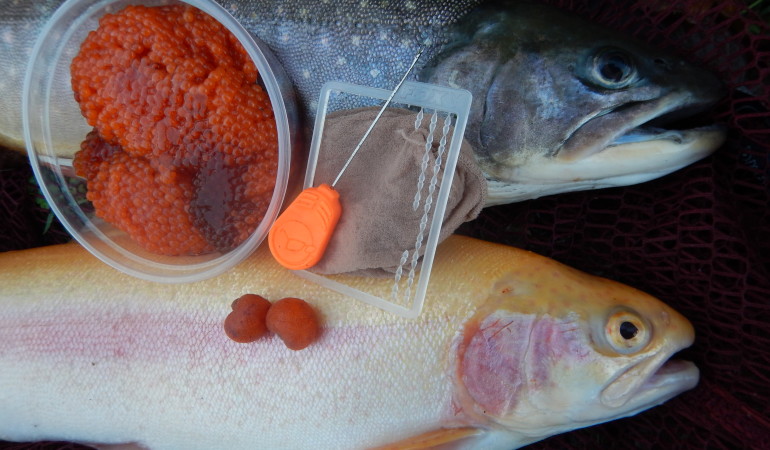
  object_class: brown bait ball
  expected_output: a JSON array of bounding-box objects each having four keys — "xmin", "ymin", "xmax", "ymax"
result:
[
  {"xmin": 223, "ymin": 294, "xmax": 271, "ymax": 343},
  {"xmin": 266, "ymin": 297, "xmax": 321, "ymax": 351}
]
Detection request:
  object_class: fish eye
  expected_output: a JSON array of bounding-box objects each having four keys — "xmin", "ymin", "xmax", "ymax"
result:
[
  {"xmin": 604, "ymin": 308, "xmax": 650, "ymax": 354},
  {"xmin": 590, "ymin": 47, "xmax": 637, "ymax": 89}
]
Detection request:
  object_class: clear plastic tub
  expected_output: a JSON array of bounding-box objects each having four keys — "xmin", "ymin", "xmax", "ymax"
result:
[{"xmin": 23, "ymin": 0, "xmax": 298, "ymax": 283}]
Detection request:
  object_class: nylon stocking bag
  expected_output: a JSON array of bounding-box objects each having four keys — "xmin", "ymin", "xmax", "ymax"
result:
[{"xmin": 0, "ymin": 0, "xmax": 768, "ymax": 448}]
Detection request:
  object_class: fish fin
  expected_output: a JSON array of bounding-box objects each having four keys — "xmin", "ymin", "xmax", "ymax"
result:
[{"xmin": 373, "ymin": 427, "xmax": 482, "ymax": 449}]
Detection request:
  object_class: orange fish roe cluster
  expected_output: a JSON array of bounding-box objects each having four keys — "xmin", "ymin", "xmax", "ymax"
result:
[
  {"xmin": 70, "ymin": 4, "xmax": 278, "ymax": 255},
  {"xmin": 77, "ymin": 131, "xmax": 214, "ymax": 256},
  {"xmin": 190, "ymin": 152, "xmax": 275, "ymax": 251}
]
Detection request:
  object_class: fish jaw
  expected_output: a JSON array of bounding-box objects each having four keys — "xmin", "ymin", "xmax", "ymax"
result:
[
  {"xmin": 421, "ymin": 2, "xmax": 726, "ymax": 204},
  {"xmin": 449, "ymin": 250, "xmax": 698, "ymax": 445},
  {"xmin": 484, "ymin": 125, "xmax": 726, "ymax": 205}
]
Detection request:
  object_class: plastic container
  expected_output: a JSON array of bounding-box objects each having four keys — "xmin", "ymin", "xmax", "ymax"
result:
[
  {"xmin": 23, "ymin": 0, "xmax": 298, "ymax": 283},
  {"xmin": 296, "ymin": 80, "xmax": 472, "ymax": 318}
]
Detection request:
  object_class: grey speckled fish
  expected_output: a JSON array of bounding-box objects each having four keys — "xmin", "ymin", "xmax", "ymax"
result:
[{"xmin": 0, "ymin": 0, "xmax": 726, "ymax": 204}]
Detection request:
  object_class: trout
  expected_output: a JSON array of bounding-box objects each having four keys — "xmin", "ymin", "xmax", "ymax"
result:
[
  {"xmin": 0, "ymin": 0, "xmax": 725, "ymax": 203},
  {"xmin": 0, "ymin": 235, "xmax": 698, "ymax": 449}
]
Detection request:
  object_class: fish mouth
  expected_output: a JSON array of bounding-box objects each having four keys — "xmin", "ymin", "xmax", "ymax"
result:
[
  {"xmin": 600, "ymin": 353, "xmax": 700, "ymax": 412},
  {"xmin": 557, "ymin": 92, "xmax": 725, "ymax": 163},
  {"xmin": 494, "ymin": 95, "xmax": 727, "ymax": 195},
  {"xmin": 482, "ymin": 90, "xmax": 726, "ymax": 206},
  {"xmin": 549, "ymin": 92, "xmax": 727, "ymax": 183}
]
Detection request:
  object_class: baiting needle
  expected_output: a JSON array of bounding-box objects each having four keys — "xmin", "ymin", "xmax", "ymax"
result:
[
  {"xmin": 331, "ymin": 47, "xmax": 425, "ymax": 187},
  {"xmin": 268, "ymin": 47, "xmax": 426, "ymax": 271}
]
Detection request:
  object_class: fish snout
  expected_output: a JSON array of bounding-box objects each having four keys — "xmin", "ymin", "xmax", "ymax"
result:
[{"xmin": 656, "ymin": 304, "xmax": 696, "ymax": 352}]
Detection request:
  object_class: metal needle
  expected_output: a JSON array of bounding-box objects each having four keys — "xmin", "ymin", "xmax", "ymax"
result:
[{"xmin": 331, "ymin": 47, "xmax": 425, "ymax": 187}]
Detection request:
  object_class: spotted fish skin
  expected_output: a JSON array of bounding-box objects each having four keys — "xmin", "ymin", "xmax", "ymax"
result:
[
  {"xmin": 224, "ymin": 0, "xmax": 482, "ymax": 114},
  {"xmin": 0, "ymin": 0, "xmax": 65, "ymax": 150},
  {"xmin": 0, "ymin": 0, "xmax": 725, "ymax": 203},
  {"xmin": 0, "ymin": 0, "xmax": 481, "ymax": 151}
]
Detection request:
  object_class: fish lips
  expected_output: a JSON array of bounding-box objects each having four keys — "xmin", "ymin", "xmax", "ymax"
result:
[
  {"xmin": 600, "ymin": 347, "xmax": 700, "ymax": 412},
  {"xmin": 487, "ymin": 93, "xmax": 727, "ymax": 189},
  {"xmin": 555, "ymin": 90, "xmax": 726, "ymax": 163},
  {"xmin": 600, "ymin": 357, "xmax": 700, "ymax": 415}
]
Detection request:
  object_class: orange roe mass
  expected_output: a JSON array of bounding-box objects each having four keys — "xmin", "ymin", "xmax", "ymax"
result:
[
  {"xmin": 76, "ymin": 131, "xmax": 214, "ymax": 256},
  {"xmin": 71, "ymin": 4, "xmax": 278, "ymax": 255}
]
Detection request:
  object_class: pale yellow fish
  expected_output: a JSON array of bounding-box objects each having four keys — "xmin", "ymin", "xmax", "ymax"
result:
[{"xmin": 0, "ymin": 235, "xmax": 697, "ymax": 449}]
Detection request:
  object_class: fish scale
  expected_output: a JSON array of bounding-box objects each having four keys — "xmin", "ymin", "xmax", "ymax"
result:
[
  {"xmin": 0, "ymin": 0, "xmax": 481, "ymax": 149},
  {"xmin": 0, "ymin": 0, "xmax": 725, "ymax": 205},
  {"xmin": 227, "ymin": 0, "xmax": 482, "ymax": 114},
  {"xmin": 0, "ymin": 235, "xmax": 698, "ymax": 449}
]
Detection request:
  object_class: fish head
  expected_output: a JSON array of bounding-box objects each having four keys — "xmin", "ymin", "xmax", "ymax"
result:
[
  {"xmin": 454, "ymin": 249, "xmax": 697, "ymax": 446},
  {"xmin": 421, "ymin": 2, "xmax": 726, "ymax": 203}
]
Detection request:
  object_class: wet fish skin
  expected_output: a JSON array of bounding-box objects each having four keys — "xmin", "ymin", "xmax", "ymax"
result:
[
  {"xmin": 0, "ymin": 235, "xmax": 698, "ymax": 449},
  {"xmin": 421, "ymin": 1, "xmax": 726, "ymax": 202},
  {"xmin": 0, "ymin": 0, "xmax": 481, "ymax": 151},
  {"xmin": 0, "ymin": 0, "xmax": 724, "ymax": 203}
]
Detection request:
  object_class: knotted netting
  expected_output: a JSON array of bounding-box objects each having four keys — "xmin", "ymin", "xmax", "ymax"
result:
[
  {"xmin": 0, "ymin": 0, "xmax": 767, "ymax": 448},
  {"xmin": 463, "ymin": 0, "xmax": 770, "ymax": 447}
]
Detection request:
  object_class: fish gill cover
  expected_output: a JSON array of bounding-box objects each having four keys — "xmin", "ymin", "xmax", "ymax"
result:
[{"xmin": 0, "ymin": 0, "xmax": 768, "ymax": 449}]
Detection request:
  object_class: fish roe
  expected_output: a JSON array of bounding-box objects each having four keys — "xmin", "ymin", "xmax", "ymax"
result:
[
  {"xmin": 76, "ymin": 131, "xmax": 214, "ymax": 256},
  {"xmin": 70, "ymin": 4, "xmax": 278, "ymax": 255}
]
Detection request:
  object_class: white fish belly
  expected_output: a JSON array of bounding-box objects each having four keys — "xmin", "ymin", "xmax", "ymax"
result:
[
  {"xmin": 1, "ymin": 309, "xmax": 455, "ymax": 448},
  {"xmin": 0, "ymin": 244, "xmax": 480, "ymax": 449}
]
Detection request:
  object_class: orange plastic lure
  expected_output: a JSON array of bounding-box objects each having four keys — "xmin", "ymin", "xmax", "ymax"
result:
[{"xmin": 269, "ymin": 48, "xmax": 424, "ymax": 270}]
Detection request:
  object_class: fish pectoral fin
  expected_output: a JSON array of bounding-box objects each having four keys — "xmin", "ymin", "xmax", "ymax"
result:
[{"xmin": 373, "ymin": 427, "xmax": 483, "ymax": 450}]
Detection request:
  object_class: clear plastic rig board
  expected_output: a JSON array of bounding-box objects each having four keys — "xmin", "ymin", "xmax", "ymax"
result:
[{"xmin": 296, "ymin": 80, "xmax": 472, "ymax": 319}]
